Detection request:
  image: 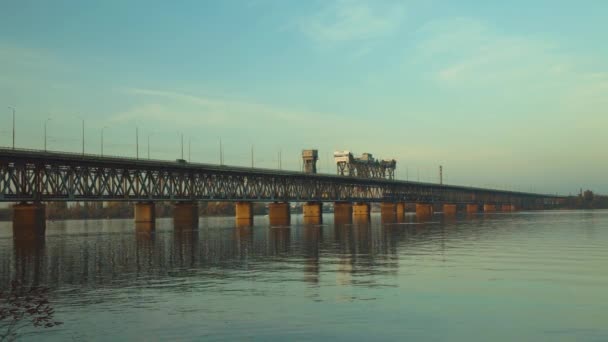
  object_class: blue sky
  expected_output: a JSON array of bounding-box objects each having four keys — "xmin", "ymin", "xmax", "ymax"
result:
[{"xmin": 1, "ymin": 0, "xmax": 607, "ymax": 194}]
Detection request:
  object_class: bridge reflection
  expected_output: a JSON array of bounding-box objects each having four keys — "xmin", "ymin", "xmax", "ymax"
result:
[{"xmin": 0, "ymin": 213, "xmax": 508, "ymax": 298}]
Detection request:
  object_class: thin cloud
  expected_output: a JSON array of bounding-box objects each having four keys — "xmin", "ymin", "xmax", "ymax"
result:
[{"xmin": 299, "ymin": 0, "xmax": 405, "ymax": 42}]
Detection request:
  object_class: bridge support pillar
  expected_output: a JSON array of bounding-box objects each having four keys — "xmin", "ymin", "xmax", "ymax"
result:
[
  {"xmin": 235, "ymin": 201, "xmax": 253, "ymax": 227},
  {"xmin": 135, "ymin": 202, "xmax": 156, "ymax": 223},
  {"xmin": 303, "ymin": 202, "xmax": 323, "ymax": 224},
  {"xmin": 334, "ymin": 202, "xmax": 353, "ymax": 225},
  {"xmin": 381, "ymin": 202, "xmax": 396, "ymax": 223},
  {"xmin": 173, "ymin": 202, "xmax": 199, "ymax": 229},
  {"xmin": 443, "ymin": 204, "xmax": 457, "ymax": 216},
  {"xmin": 396, "ymin": 203, "xmax": 406, "ymax": 217},
  {"xmin": 13, "ymin": 203, "xmax": 46, "ymax": 240},
  {"xmin": 269, "ymin": 202, "xmax": 290, "ymax": 226},
  {"xmin": 416, "ymin": 203, "xmax": 433, "ymax": 218},
  {"xmin": 353, "ymin": 203, "xmax": 370, "ymax": 216},
  {"xmin": 501, "ymin": 204, "xmax": 514, "ymax": 212},
  {"xmin": 483, "ymin": 204, "xmax": 497, "ymax": 212},
  {"xmin": 466, "ymin": 204, "xmax": 479, "ymax": 214}
]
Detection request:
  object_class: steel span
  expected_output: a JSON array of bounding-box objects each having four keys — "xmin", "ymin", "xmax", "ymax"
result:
[{"xmin": 0, "ymin": 148, "xmax": 559, "ymax": 207}]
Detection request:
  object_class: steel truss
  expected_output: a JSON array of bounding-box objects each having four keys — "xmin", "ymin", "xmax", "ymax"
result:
[{"xmin": 0, "ymin": 149, "xmax": 557, "ymax": 207}]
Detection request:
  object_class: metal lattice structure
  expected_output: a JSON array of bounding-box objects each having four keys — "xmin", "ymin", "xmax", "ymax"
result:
[
  {"xmin": 334, "ymin": 151, "xmax": 397, "ymax": 180},
  {"xmin": 0, "ymin": 148, "xmax": 559, "ymax": 207}
]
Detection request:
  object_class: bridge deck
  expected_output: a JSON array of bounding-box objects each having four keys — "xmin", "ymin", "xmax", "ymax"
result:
[{"xmin": 0, "ymin": 148, "xmax": 558, "ymax": 205}]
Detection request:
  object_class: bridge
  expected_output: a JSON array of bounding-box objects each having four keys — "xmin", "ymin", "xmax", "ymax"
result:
[{"xmin": 0, "ymin": 148, "xmax": 562, "ymax": 239}]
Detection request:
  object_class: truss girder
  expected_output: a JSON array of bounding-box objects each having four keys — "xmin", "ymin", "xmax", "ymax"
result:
[{"xmin": 0, "ymin": 150, "xmax": 556, "ymax": 206}]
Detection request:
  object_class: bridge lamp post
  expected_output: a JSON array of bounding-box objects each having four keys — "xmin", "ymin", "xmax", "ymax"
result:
[
  {"xmin": 101, "ymin": 126, "xmax": 108, "ymax": 156},
  {"xmin": 44, "ymin": 118, "xmax": 52, "ymax": 152},
  {"xmin": 81, "ymin": 119, "xmax": 85, "ymax": 156},
  {"xmin": 8, "ymin": 106, "xmax": 15, "ymax": 149},
  {"xmin": 135, "ymin": 126, "xmax": 139, "ymax": 160},
  {"xmin": 147, "ymin": 132, "xmax": 154, "ymax": 160}
]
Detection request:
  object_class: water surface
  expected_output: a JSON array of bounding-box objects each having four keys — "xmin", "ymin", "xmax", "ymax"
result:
[{"xmin": 1, "ymin": 210, "xmax": 607, "ymax": 341}]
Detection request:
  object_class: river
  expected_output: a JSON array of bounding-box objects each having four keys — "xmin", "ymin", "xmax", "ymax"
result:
[{"xmin": 1, "ymin": 210, "xmax": 607, "ymax": 341}]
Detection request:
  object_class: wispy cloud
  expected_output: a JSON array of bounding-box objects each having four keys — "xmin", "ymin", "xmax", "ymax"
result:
[
  {"xmin": 299, "ymin": 0, "xmax": 405, "ymax": 42},
  {"xmin": 410, "ymin": 17, "xmax": 608, "ymax": 112},
  {"xmin": 114, "ymin": 87, "xmax": 321, "ymax": 126}
]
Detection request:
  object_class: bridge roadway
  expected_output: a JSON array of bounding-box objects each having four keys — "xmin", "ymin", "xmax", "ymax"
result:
[{"xmin": 0, "ymin": 148, "xmax": 561, "ymax": 239}]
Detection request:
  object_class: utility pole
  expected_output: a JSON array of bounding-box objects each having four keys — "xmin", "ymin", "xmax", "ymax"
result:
[
  {"xmin": 101, "ymin": 126, "xmax": 108, "ymax": 156},
  {"xmin": 8, "ymin": 107, "xmax": 15, "ymax": 149},
  {"xmin": 44, "ymin": 118, "xmax": 52, "ymax": 151},
  {"xmin": 219, "ymin": 137, "xmax": 223, "ymax": 165},
  {"xmin": 181, "ymin": 133, "xmax": 184, "ymax": 160},
  {"xmin": 439, "ymin": 165, "xmax": 443, "ymax": 185},
  {"xmin": 147, "ymin": 133, "xmax": 152, "ymax": 160},
  {"xmin": 81, "ymin": 119, "xmax": 85, "ymax": 156},
  {"xmin": 135, "ymin": 126, "xmax": 139, "ymax": 160}
]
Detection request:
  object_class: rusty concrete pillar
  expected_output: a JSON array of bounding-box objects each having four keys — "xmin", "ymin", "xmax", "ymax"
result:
[
  {"xmin": 303, "ymin": 202, "xmax": 323, "ymax": 224},
  {"xmin": 235, "ymin": 201, "xmax": 253, "ymax": 227},
  {"xmin": 396, "ymin": 203, "xmax": 406, "ymax": 217},
  {"xmin": 443, "ymin": 204, "xmax": 457, "ymax": 216},
  {"xmin": 135, "ymin": 202, "xmax": 156, "ymax": 223},
  {"xmin": 353, "ymin": 203, "xmax": 370, "ymax": 216},
  {"xmin": 500, "ymin": 204, "xmax": 516, "ymax": 212},
  {"xmin": 13, "ymin": 203, "xmax": 46, "ymax": 240},
  {"xmin": 466, "ymin": 204, "xmax": 479, "ymax": 214},
  {"xmin": 268, "ymin": 202, "xmax": 290, "ymax": 226},
  {"xmin": 334, "ymin": 202, "xmax": 353, "ymax": 225},
  {"xmin": 380, "ymin": 202, "xmax": 397, "ymax": 223},
  {"xmin": 483, "ymin": 204, "xmax": 497, "ymax": 212},
  {"xmin": 415, "ymin": 203, "xmax": 433, "ymax": 218},
  {"xmin": 173, "ymin": 202, "xmax": 199, "ymax": 229}
]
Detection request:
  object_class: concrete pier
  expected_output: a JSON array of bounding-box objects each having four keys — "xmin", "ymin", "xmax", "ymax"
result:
[
  {"xmin": 396, "ymin": 203, "xmax": 406, "ymax": 218},
  {"xmin": 380, "ymin": 202, "xmax": 397, "ymax": 223},
  {"xmin": 268, "ymin": 202, "xmax": 290, "ymax": 226},
  {"xmin": 353, "ymin": 203, "xmax": 370, "ymax": 217},
  {"xmin": 303, "ymin": 202, "xmax": 323, "ymax": 224},
  {"xmin": 173, "ymin": 202, "xmax": 199, "ymax": 229},
  {"xmin": 443, "ymin": 204, "xmax": 457, "ymax": 216},
  {"xmin": 235, "ymin": 201, "xmax": 254, "ymax": 227},
  {"xmin": 134, "ymin": 202, "xmax": 156, "ymax": 223},
  {"xmin": 334, "ymin": 202, "xmax": 353, "ymax": 224},
  {"xmin": 13, "ymin": 203, "xmax": 46, "ymax": 240},
  {"xmin": 501, "ymin": 204, "xmax": 515, "ymax": 212},
  {"xmin": 334, "ymin": 202, "xmax": 352, "ymax": 217},
  {"xmin": 483, "ymin": 204, "xmax": 497, "ymax": 212},
  {"xmin": 466, "ymin": 204, "xmax": 479, "ymax": 214},
  {"xmin": 416, "ymin": 203, "xmax": 433, "ymax": 218}
]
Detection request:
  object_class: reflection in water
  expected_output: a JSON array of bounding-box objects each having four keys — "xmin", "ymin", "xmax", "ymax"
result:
[{"xmin": 1, "ymin": 211, "xmax": 608, "ymax": 340}]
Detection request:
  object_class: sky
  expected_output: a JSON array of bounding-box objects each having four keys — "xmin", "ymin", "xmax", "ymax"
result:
[{"xmin": 0, "ymin": 0, "xmax": 607, "ymax": 195}]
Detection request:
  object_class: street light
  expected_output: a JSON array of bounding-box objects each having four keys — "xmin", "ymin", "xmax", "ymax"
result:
[
  {"xmin": 44, "ymin": 118, "xmax": 52, "ymax": 151},
  {"xmin": 135, "ymin": 126, "xmax": 139, "ymax": 160},
  {"xmin": 8, "ymin": 106, "xmax": 15, "ymax": 149},
  {"xmin": 147, "ymin": 132, "xmax": 154, "ymax": 160},
  {"xmin": 101, "ymin": 126, "xmax": 108, "ymax": 156},
  {"xmin": 81, "ymin": 119, "xmax": 85, "ymax": 156}
]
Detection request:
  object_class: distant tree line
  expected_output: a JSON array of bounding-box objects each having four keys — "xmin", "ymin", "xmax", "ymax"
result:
[{"xmin": 0, "ymin": 201, "xmax": 268, "ymax": 221}]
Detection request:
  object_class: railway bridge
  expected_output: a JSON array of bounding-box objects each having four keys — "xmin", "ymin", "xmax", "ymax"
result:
[{"xmin": 0, "ymin": 148, "xmax": 562, "ymax": 239}]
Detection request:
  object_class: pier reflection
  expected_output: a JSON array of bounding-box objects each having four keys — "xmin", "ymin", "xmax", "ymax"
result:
[{"xmin": 0, "ymin": 213, "xmax": 518, "ymax": 298}]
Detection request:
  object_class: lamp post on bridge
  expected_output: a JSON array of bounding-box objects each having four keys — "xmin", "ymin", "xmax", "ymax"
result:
[
  {"xmin": 8, "ymin": 106, "xmax": 15, "ymax": 149},
  {"xmin": 101, "ymin": 126, "xmax": 108, "ymax": 156},
  {"xmin": 136, "ymin": 126, "xmax": 139, "ymax": 160},
  {"xmin": 81, "ymin": 119, "xmax": 85, "ymax": 156},
  {"xmin": 44, "ymin": 118, "xmax": 52, "ymax": 152},
  {"xmin": 147, "ymin": 132, "xmax": 154, "ymax": 160}
]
